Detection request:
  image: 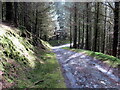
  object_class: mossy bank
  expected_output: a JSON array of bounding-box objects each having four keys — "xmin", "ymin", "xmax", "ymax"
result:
[{"xmin": 0, "ymin": 24, "xmax": 66, "ymax": 88}]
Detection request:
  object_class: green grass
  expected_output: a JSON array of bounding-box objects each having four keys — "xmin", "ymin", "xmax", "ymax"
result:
[
  {"xmin": 29, "ymin": 50, "xmax": 66, "ymax": 88},
  {"xmin": 0, "ymin": 24, "xmax": 66, "ymax": 88},
  {"xmin": 48, "ymin": 39, "xmax": 70, "ymax": 46},
  {"xmin": 13, "ymin": 49, "xmax": 66, "ymax": 88},
  {"xmin": 62, "ymin": 47, "xmax": 120, "ymax": 67}
]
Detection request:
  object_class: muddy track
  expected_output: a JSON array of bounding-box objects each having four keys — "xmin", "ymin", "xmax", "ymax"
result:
[{"xmin": 53, "ymin": 47, "xmax": 120, "ymax": 89}]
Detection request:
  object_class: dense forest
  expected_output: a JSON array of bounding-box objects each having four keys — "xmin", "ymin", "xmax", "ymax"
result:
[
  {"xmin": 0, "ymin": 1, "xmax": 120, "ymax": 89},
  {"xmin": 68, "ymin": 2, "xmax": 120, "ymax": 58},
  {"xmin": 1, "ymin": 2, "xmax": 120, "ymax": 58}
]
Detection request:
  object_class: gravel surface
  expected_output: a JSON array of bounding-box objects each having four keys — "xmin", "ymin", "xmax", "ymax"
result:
[{"xmin": 53, "ymin": 47, "xmax": 120, "ymax": 89}]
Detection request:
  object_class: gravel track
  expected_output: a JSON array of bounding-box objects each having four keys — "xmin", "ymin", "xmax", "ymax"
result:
[{"xmin": 53, "ymin": 47, "xmax": 120, "ymax": 89}]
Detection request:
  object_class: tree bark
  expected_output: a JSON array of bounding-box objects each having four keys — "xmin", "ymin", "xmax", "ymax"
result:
[
  {"xmin": 94, "ymin": 3, "xmax": 99, "ymax": 52},
  {"xmin": 73, "ymin": 3, "xmax": 77, "ymax": 48},
  {"xmin": 85, "ymin": 3, "xmax": 89, "ymax": 50},
  {"xmin": 6, "ymin": 2, "xmax": 13, "ymax": 22},
  {"xmin": 70, "ymin": 13, "xmax": 72, "ymax": 48},
  {"xmin": 81, "ymin": 12, "xmax": 85, "ymax": 49},
  {"xmin": 78, "ymin": 14, "xmax": 81, "ymax": 49},
  {"xmin": 14, "ymin": 2, "xmax": 18, "ymax": 27},
  {"xmin": 102, "ymin": 5, "xmax": 107, "ymax": 53},
  {"xmin": 112, "ymin": 2, "xmax": 119, "ymax": 57}
]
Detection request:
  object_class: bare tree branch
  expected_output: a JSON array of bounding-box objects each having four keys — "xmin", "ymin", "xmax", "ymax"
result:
[{"xmin": 101, "ymin": 2, "xmax": 114, "ymax": 11}]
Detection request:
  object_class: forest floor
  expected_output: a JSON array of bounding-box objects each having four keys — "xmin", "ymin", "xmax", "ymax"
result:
[{"xmin": 53, "ymin": 44, "xmax": 120, "ymax": 88}]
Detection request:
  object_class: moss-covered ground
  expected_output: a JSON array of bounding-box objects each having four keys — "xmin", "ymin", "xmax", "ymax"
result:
[
  {"xmin": 0, "ymin": 24, "xmax": 66, "ymax": 88},
  {"xmin": 62, "ymin": 47, "xmax": 120, "ymax": 68}
]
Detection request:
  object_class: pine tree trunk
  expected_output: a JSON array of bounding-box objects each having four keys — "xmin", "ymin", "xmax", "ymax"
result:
[
  {"xmin": 102, "ymin": 6, "xmax": 107, "ymax": 53},
  {"xmin": 1, "ymin": 3, "xmax": 3, "ymax": 21},
  {"xmin": 78, "ymin": 15, "xmax": 81, "ymax": 49},
  {"xmin": 6, "ymin": 2, "xmax": 13, "ymax": 22},
  {"xmin": 85, "ymin": 3, "xmax": 89, "ymax": 50},
  {"xmin": 73, "ymin": 3, "xmax": 77, "ymax": 48},
  {"xmin": 34, "ymin": 8, "xmax": 39, "ymax": 46},
  {"xmin": 14, "ymin": 2, "xmax": 18, "ymax": 27},
  {"xmin": 112, "ymin": 2, "xmax": 119, "ymax": 57},
  {"xmin": 94, "ymin": 3, "xmax": 99, "ymax": 52},
  {"xmin": 81, "ymin": 12, "xmax": 84, "ymax": 49},
  {"xmin": 70, "ymin": 13, "xmax": 72, "ymax": 48}
]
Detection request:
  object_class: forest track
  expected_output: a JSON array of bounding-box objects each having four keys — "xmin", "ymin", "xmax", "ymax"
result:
[{"xmin": 53, "ymin": 45, "xmax": 120, "ymax": 89}]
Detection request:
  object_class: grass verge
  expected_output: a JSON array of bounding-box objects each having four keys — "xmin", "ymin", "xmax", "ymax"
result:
[
  {"xmin": 62, "ymin": 47, "xmax": 120, "ymax": 68},
  {"xmin": 31, "ymin": 48, "xmax": 66, "ymax": 88}
]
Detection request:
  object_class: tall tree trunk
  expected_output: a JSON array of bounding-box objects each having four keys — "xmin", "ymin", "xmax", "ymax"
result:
[
  {"xmin": 94, "ymin": 3, "xmax": 99, "ymax": 52},
  {"xmin": 23, "ymin": 3, "xmax": 27, "ymax": 28},
  {"xmin": 81, "ymin": 12, "xmax": 85, "ymax": 49},
  {"xmin": 85, "ymin": 3, "xmax": 89, "ymax": 50},
  {"xmin": 70, "ymin": 13, "xmax": 72, "ymax": 48},
  {"xmin": 6, "ymin": 2, "xmax": 13, "ymax": 22},
  {"xmin": 73, "ymin": 3, "xmax": 77, "ymax": 48},
  {"xmin": 78, "ymin": 14, "xmax": 81, "ymax": 49},
  {"xmin": 102, "ymin": 5, "xmax": 107, "ymax": 53},
  {"xmin": 33, "ymin": 7, "xmax": 39, "ymax": 46},
  {"xmin": 14, "ymin": 2, "xmax": 18, "ymax": 27},
  {"xmin": 1, "ymin": 2, "xmax": 3, "ymax": 21},
  {"xmin": 112, "ymin": 2, "xmax": 119, "ymax": 56}
]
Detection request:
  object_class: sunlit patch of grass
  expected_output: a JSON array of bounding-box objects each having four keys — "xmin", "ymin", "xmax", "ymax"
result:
[
  {"xmin": 0, "ymin": 62, "xmax": 4, "ymax": 71},
  {"xmin": 0, "ymin": 24, "xmax": 36, "ymax": 68},
  {"xmin": 0, "ymin": 24, "xmax": 66, "ymax": 88},
  {"xmin": 41, "ymin": 40, "xmax": 52, "ymax": 50},
  {"xmin": 62, "ymin": 47, "xmax": 120, "ymax": 67},
  {"xmin": 0, "ymin": 34, "xmax": 36, "ymax": 68},
  {"xmin": 0, "ymin": 28, "xmax": 6, "ymax": 36}
]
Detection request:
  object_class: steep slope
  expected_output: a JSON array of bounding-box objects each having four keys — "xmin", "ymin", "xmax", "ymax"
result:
[{"xmin": 0, "ymin": 24, "xmax": 66, "ymax": 88}]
